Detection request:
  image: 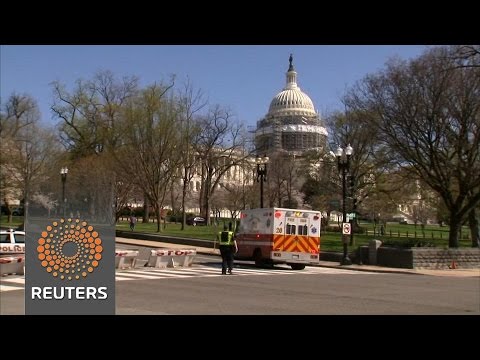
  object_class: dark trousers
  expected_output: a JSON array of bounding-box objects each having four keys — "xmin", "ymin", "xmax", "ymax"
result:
[{"xmin": 219, "ymin": 245, "xmax": 234, "ymax": 273}]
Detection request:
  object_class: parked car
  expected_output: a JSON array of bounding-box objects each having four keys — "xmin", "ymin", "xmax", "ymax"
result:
[
  {"xmin": 12, "ymin": 207, "xmax": 24, "ymax": 216},
  {"xmin": 0, "ymin": 229, "xmax": 25, "ymax": 254},
  {"xmin": 186, "ymin": 216, "xmax": 206, "ymax": 226},
  {"xmin": 0, "ymin": 206, "xmax": 24, "ymax": 216}
]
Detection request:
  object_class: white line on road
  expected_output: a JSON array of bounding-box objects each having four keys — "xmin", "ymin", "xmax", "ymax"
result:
[
  {"xmin": 0, "ymin": 284, "xmax": 23, "ymax": 292},
  {"xmin": 1, "ymin": 265, "xmax": 378, "ymax": 292},
  {"xmin": 0, "ymin": 277, "xmax": 25, "ymax": 284}
]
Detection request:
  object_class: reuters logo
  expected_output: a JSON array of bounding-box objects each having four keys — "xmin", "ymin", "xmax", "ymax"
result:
[{"xmin": 37, "ymin": 218, "xmax": 103, "ymax": 281}]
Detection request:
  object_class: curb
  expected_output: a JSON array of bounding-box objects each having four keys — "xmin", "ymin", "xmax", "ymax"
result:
[
  {"xmin": 116, "ymin": 233, "xmax": 479, "ymax": 277},
  {"xmin": 116, "ymin": 238, "xmax": 418, "ymax": 275},
  {"xmin": 312, "ymin": 263, "xmax": 422, "ymax": 275},
  {"xmin": 192, "ymin": 247, "xmax": 420, "ymax": 275}
]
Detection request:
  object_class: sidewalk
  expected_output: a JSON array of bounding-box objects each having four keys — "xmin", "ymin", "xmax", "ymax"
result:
[{"xmin": 116, "ymin": 237, "xmax": 480, "ymax": 278}]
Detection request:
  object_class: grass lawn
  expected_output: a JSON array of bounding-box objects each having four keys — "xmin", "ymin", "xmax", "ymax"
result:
[
  {"xmin": 117, "ymin": 221, "xmax": 222, "ymax": 241},
  {"xmin": 319, "ymin": 232, "xmax": 472, "ymax": 252},
  {"xmin": 3, "ymin": 216, "xmax": 472, "ymax": 253},
  {"xmin": 117, "ymin": 220, "xmax": 474, "ymax": 252},
  {"xmin": 0, "ymin": 216, "xmax": 24, "ymax": 228}
]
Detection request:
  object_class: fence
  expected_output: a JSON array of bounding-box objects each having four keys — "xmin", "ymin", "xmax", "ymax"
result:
[{"xmin": 365, "ymin": 229, "xmax": 470, "ymax": 241}]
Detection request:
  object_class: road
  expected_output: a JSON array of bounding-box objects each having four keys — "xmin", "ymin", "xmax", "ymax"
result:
[
  {"xmin": 1, "ymin": 249, "xmax": 479, "ymax": 315},
  {"xmin": 115, "ymin": 260, "xmax": 479, "ymax": 315}
]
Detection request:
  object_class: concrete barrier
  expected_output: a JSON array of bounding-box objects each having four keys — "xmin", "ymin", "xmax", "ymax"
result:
[
  {"xmin": 147, "ymin": 249, "xmax": 196, "ymax": 268},
  {"xmin": 0, "ymin": 255, "xmax": 25, "ymax": 276},
  {"xmin": 115, "ymin": 249, "xmax": 139, "ymax": 269}
]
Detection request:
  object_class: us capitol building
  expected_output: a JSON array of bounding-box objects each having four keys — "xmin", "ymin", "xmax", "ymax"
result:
[
  {"xmin": 254, "ymin": 54, "xmax": 327, "ymax": 156},
  {"xmin": 186, "ymin": 55, "xmax": 328, "ymax": 198}
]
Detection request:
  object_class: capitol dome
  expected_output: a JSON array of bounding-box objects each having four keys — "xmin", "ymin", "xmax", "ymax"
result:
[
  {"xmin": 255, "ymin": 54, "xmax": 327, "ymax": 155},
  {"xmin": 267, "ymin": 56, "xmax": 316, "ymax": 117}
]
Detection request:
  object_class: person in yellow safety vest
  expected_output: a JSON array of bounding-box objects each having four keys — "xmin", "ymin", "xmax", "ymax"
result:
[{"xmin": 217, "ymin": 222, "xmax": 238, "ymax": 275}]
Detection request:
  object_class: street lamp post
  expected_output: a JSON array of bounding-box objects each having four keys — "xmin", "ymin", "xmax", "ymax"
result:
[
  {"xmin": 255, "ymin": 154, "xmax": 269, "ymax": 208},
  {"xmin": 60, "ymin": 167, "xmax": 68, "ymax": 218},
  {"xmin": 336, "ymin": 144, "xmax": 353, "ymax": 265}
]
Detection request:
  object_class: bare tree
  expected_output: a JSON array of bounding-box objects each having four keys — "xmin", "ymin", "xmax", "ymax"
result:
[
  {"xmin": 360, "ymin": 175, "xmax": 400, "ymax": 232},
  {"xmin": 15, "ymin": 124, "xmax": 60, "ymax": 219},
  {"xmin": 1, "ymin": 94, "xmax": 59, "ymax": 222},
  {"xmin": 448, "ymin": 45, "xmax": 480, "ymax": 68},
  {"xmin": 300, "ymin": 148, "xmax": 342, "ymax": 229},
  {"xmin": 217, "ymin": 183, "xmax": 245, "ymax": 219},
  {"xmin": 282, "ymin": 154, "xmax": 303, "ymax": 208},
  {"xmin": 227, "ymin": 159, "xmax": 257, "ymax": 211},
  {"xmin": 263, "ymin": 152, "xmax": 303, "ymax": 208},
  {"xmin": 1, "ymin": 94, "xmax": 39, "ymax": 221},
  {"xmin": 210, "ymin": 186, "xmax": 229, "ymax": 224},
  {"xmin": 468, "ymin": 207, "xmax": 480, "ymax": 247},
  {"xmin": 51, "ymin": 70, "xmax": 138, "ymax": 158},
  {"xmin": 113, "ymin": 177, "xmax": 137, "ymax": 222},
  {"xmin": 31, "ymin": 193, "xmax": 57, "ymax": 217},
  {"xmin": 263, "ymin": 152, "xmax": 286, "ymax": 207},
  {"xmin": 298, "ymin": 106, "xmax": 386, "ymax": 235},
  {"xmin": 56, "ymin": 155, "xmax": 103, "ymax": 221},
  {"xmin": 193, "ymin": 105, "xmax": 248, "ymax": 224},
  {"xmin": 176, "ymin": 79, "xmax": 207, "ymax": 229},
  {"xmin": 115, "ymin": 82, "xmax": 181, "ymax": 232},
  {"xmin": 0, "ymin": 93, "xmax": 38, "ymax": 138},
  {"xmin": 347, "ymin": 46, "xmax": 480, "ymax": 247}
]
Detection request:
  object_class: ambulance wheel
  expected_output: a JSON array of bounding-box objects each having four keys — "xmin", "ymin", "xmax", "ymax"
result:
[
  {"xmin": 290, "ymin": 263, "xmax": 305, "ymax": 270},
  {"xmin": 253, "ymin": 249, "xmax": 263, "ymax": 267}
]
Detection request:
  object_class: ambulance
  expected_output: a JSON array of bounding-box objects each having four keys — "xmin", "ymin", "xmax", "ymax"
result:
[{"xmin": 235, "ymin": 208, "xmax": 321, "ymax": 270}]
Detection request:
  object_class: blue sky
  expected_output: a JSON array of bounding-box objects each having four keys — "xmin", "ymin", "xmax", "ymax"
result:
[{"xmin": 1, "ymin": 45, "xmax": 428, "ymax": 129}]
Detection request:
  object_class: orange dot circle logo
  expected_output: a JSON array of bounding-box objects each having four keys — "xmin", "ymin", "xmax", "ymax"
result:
[{"xmin": 37, "ymin": 218, "xmax": 103, "ymax": 280}]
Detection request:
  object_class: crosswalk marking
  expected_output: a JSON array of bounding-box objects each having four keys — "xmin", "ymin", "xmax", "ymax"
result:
[
  {"xmin": 115, "ymin": 272, "xmax": 162, "ymax": 280},
  {"xmin": 0, "ymin": 275, "xmax": 26, "ymax": 292},
  {"xmin": 1, "ymin": 265, "xmax": 376, "ymax": 292},
  {"xmin": 0, "ymin": 284, "xmax": 22, "ymax": 292},
  {"xmin": 231, "ymin": 267, "xmax": 296, "ymax": 275},
  {"xmin": 115, "ymin": 269, "xmax": 195, "ymax": 281},
  {"xmin": 0, "ymin": 277, "xmax": 25, "ymax": 284},
  {"xmin": 128, "ymin": 269, "xmax": 193, "ymax": 277}
]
